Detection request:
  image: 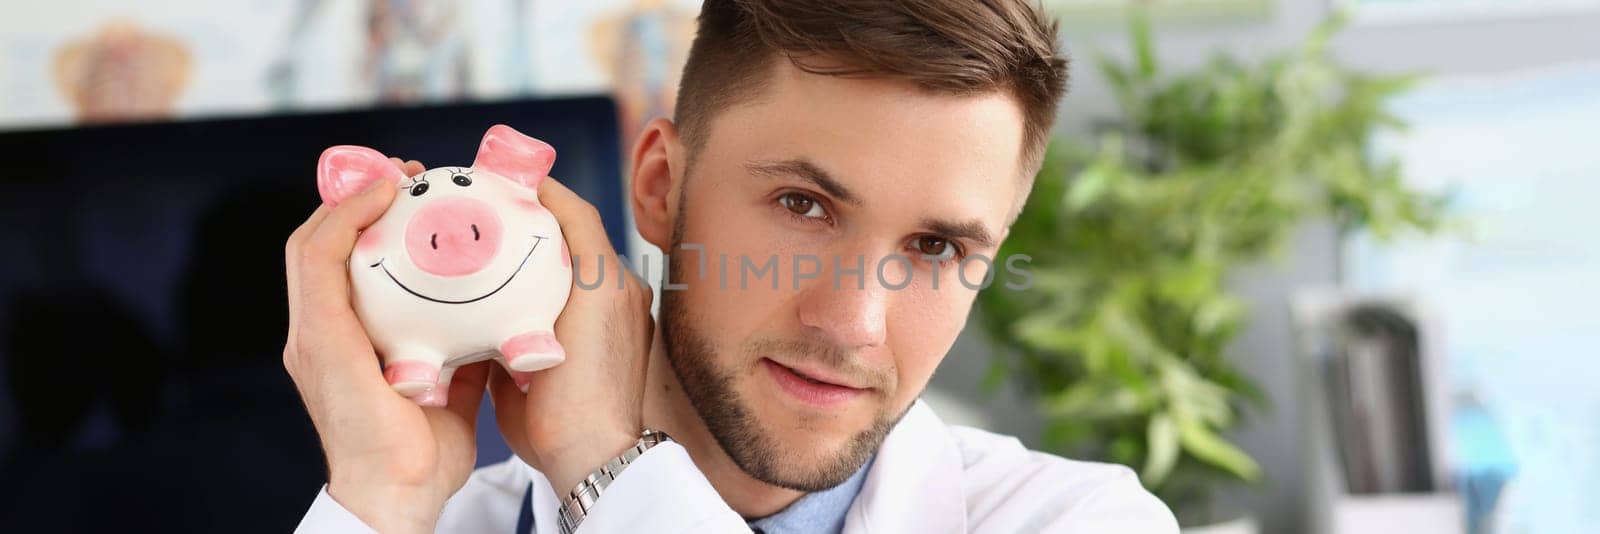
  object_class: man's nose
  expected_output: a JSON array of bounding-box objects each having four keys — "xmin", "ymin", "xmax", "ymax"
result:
[{"xmin": 796, "ymin": 256, "xmax": 892, "ymax": 349}]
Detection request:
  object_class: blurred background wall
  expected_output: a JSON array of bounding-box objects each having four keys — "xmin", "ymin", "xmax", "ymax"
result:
[{"xmin": 1, "ymin": 1, "xmax": 1596, "ymax": 533}]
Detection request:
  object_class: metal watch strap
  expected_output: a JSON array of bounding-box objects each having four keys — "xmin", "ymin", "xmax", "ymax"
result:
[{"xmin": 557, "ymin": 429, "xmax": 672, "ymax": 534}]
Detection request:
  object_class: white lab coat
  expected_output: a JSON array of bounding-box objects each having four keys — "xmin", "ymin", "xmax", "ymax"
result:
[{"xmin": 296, "ymin": 400, "xmax": 1179, "ymax": 533}]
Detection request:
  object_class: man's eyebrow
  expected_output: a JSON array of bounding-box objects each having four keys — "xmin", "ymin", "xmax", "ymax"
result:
[
  {"xmin": 744, "ymin": 159, "xmax": 861, "ymax": 205},
  {"xmin": 923, "ymin": 217, "xmax": 997, "ymax": 249}
]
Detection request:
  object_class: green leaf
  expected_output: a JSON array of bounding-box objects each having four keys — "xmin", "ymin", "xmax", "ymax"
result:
[
  {"xmin": 1128, "ymin": 8, "xmax": 1158, "ymax": 81},
  {"xmin": 1067, "ymin": 165, "xmax": 1115, "ymax": 212},
  {"xmin": 1178, "ymin": 419, "xmax": 1261, "ymax": 482},
  {"xmin": 1046, "ymin": 381, "xmax": 1146, "ymax": 420},
  {"xmin": 980, "ymin": 359, "xmax": 1010, "ymax": 395},
  {"xmin": 1304, "ymin": 8, "xmax": 1352, "ymax": 58},
  {"xmin": 1193, "ymin": 297, "xmax": 1245, "ymax": 337},
  {"xmin": 1143, "ymin": 413, "xmax": 1180, "ymax": 485},
  {"xmin": 1095, "ymin": 52, "xmax": 1139, "ymax": 115},
  {"xmin": 1159, "ymin": 359, "xmax": 1236, "ymax": 428},
  {"xmin": 1067, "ymin": 136, "xmax": 1127, "ymax": 212}
]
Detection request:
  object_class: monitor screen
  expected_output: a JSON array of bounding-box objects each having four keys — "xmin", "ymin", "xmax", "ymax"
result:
[{"xmin": 0, "ymin": 96, "xmax": 624, "ymax": 531}]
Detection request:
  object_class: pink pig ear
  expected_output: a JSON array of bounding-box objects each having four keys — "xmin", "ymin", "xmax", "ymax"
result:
[
  {"xmin": 472, "ymin": 124, "xmax": 556, "ymax": 190},
  {"xmin": 317, "ymin": 145, "xmax": 407, "ymax": 206}
]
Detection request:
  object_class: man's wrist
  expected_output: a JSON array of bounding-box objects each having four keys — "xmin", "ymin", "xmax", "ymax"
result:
[
  {"xmin": 552, "ymin": 429, "xmax": 674, "ymax": 534},
  {"xmin": 326, "ymin": 478, "xmax": 443, "ymax": 534},
  {"xmin": 543, "ymin": 429, "xmax": 643, "ymax": 495}
]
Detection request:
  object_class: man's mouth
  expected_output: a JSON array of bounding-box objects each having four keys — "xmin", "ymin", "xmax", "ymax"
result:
[
  {"xmin": 761, "ymin": 358, "xmax": 868, "ymax": 408},
  {"xmin": 369, "ymin": 235, "xmax": 544, "ymax": 304}
]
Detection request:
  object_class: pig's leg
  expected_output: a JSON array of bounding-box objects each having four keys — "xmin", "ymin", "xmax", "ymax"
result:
[
  {"xmin": 499, "ymin": 330, "xmax": 565, "ymax": 373},
  {"xmin": 412, "ymin": 365, "xmax": 456, "ymax": 408},
  {"xmin": 382, "ymin": 348, "xmax": 445, "ymax": 399}
]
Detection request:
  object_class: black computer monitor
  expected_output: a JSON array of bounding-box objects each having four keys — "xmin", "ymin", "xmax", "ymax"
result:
[{"xmin": 0, "ymin": 96, "xmax": 624, "ymax": 531}]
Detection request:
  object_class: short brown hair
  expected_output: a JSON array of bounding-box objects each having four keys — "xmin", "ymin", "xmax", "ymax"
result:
[{"xmin": 674, "ymin": 0, "xmax": 1069, "ymax": 173}]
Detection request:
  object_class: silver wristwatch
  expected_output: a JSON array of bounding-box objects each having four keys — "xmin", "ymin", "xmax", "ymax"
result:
[{"xmin": 557, "ymin": 429, "xmax": 672, "ymax": 534}]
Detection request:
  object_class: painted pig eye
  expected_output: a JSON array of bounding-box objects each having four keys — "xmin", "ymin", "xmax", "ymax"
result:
[
  {"xmin": 452, "ymin": 174, "xmax": 472, "ymax": 187},
  {"xmin": 410, "ymin": 182, "xmax": 430, "ymax": 196}
]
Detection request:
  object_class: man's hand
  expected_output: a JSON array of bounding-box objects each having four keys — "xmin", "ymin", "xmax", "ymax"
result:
[
  {"xmin": 283, "ymin": 159, "xmax": 491, "ymax": 534},
  {"xmin": 488, "ymin": 177, "xmax": 657, "ymax": 494}
]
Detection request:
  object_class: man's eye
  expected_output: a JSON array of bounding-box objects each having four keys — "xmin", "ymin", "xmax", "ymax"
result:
[
  {"xmin": 914, "ymin": 236, "xmax": 959, "ymax": 260},
  {"xmin": 779, "ymin": 192, "xmax": 827, "ymax": 220}
]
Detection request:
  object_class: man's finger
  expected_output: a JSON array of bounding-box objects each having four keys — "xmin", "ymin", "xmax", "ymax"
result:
[
  {"xmin": 536, "ymin": 177, "xmax": 612, "ymax": 257},
  {"xmin": 285, "ymin": 205, "xmax": 332, "ymax": 316},
  {"xmin": 301, "ymin": 178, "xmax": 396, "ymax": 312},
  {"xmin": 290, "ymin": 179, "xmax": 394, "ymax": 390},
  {"xmin": 388, "ymin": 157, "xmax": 425, "ymax": 177},
  {"xmin": 441, "ymin": 361, "xmax": 491, "ymax": 424},
  {"xmin": 420, "ymin": 361, "xmax": 491, "ymax": 483},
  {"xmin": 289, "ymin": 204, "xmax": 332, "ymax": 250},
  {"xmin": 487, "ymin": 365, "xmax": 531, "ymax": 459}
]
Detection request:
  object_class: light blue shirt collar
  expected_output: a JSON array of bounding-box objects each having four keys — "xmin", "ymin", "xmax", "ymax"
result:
[{"xmin": 746, "ymin": 455, "xmax": 876, "ymax": 534}]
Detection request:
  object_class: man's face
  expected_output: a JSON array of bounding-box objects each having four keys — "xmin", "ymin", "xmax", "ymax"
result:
[{"xmin": 658, "ymin": 61, "xmax": 1028, "ymax": 491}]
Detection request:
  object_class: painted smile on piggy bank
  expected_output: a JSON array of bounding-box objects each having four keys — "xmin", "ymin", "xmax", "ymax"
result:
[
  {"xmin": 368, "ymin": 233, "xmax": 546, "ymax": 305},
  {"xmin": 315, "ymin": 125, "xmax": 573, "ymax": 407}
]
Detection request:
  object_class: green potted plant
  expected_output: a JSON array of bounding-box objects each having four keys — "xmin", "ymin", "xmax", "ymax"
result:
[{"xmin": 977, "ymin": 11, "xmax": 1448, "ymax": 530}]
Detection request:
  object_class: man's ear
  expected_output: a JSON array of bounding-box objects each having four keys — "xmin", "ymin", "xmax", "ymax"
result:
[{"xmin": 630, "ymin": 117, "xmax": 683, "ymax": 250}]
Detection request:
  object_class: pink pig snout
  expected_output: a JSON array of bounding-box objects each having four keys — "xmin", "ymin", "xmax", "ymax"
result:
[{"xmin": 405, "ymin": 197, "xmax": 505, "ymax": 277}]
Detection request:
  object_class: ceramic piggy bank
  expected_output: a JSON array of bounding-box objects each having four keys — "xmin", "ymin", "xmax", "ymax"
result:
[{"xmin": 316, "ymin": 125, "xmax": 571, "ymax": 406}]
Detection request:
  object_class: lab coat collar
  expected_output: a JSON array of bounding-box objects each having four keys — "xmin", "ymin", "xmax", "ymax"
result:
[{"xmin": 844, "ymin": 399, "xmax": 968, "ymax": 533}]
